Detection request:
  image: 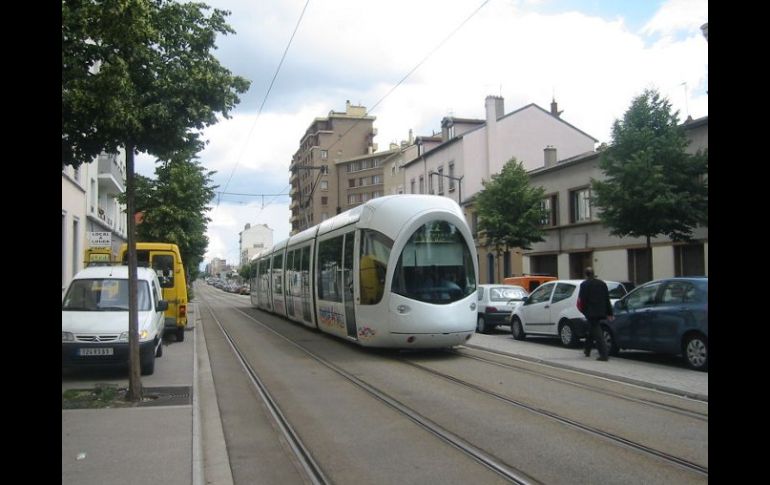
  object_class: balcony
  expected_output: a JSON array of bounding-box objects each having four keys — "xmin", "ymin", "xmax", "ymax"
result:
[{"xmin": 97, "ymin": 154, "xmax": 125, "ymax": 195}]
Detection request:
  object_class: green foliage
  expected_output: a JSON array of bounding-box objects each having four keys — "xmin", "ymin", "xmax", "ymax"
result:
[
  {"xmin": 591, "ymin": 89, "xmax": 708, "ymax": 243},
  {"xmin": 62, "ymin": 0, "xmax": 251, "ymax": 168},
  {"xmin": 238, "ymin": 264, "xmax": 251, "ymax": 281},
  {"xmin": 476, "ymin": 159, "xmax": 546, "ymax": 252},
  {"xmin": 120, "ymin": 151, "xmax": 217, "ymax": 277}
]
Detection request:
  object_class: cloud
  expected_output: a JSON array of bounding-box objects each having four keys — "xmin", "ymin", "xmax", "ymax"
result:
[{"xmin": 134, "ymin": 0, "xmax": 708, "ymax": 270}]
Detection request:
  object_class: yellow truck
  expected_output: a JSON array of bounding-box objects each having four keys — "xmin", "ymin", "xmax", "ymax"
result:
[{"xmin": 119, "ymin": 242, "xmax": 189, "ymax": 342}]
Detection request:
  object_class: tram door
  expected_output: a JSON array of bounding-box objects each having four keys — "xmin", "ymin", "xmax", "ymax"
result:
[{"xmin": 343, "ymin": 232, "xmax": 357, "ymax": 338}]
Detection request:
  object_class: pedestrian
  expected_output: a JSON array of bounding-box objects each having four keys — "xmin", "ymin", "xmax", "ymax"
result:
[{"xmin": 577, "ymin": 267, "xmax": 614, "ymax": 361}]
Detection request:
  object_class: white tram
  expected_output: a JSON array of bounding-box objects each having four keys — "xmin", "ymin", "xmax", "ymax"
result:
[{"xmin": 248, "ymin": 195, "xmax": 479, "ymax": 348}]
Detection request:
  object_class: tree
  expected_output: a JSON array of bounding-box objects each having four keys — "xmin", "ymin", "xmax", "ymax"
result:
[
  {"xmin": 591, "ymin": 89, "xmax": 708, "ymax": 282},
  {"xmin": 475, "ymin": 158, "xmax": 546, "ymax": 282},
  {"xmin": 127, "ymin": 151, "xmax": 217, "ymax": 282},
  {"xmin": 62, "ymin": 0, "xmax": 250, "ymax": 401}
]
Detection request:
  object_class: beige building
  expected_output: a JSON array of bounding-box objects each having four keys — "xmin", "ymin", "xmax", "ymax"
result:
[
  {"xmin": 335, "ymin": 148, "xmax": 397, "ymax": 211},
  {"xmin": 523, "ymin": 116, "xmax": 708, "ymax": 285},
  {"xmin": 239, "ymin": 223, "xmax": 273, "ymax": 267},
  {"xmin": 289, "ymin": 101, "xmax": 377, "ymax": 234},
  {"xmin": 62, "ymin": 151, "xmax": 128, "ymax": 293}
]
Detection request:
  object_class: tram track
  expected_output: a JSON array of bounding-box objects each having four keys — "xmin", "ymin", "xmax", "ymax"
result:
[
  {"xmin": 446, "ymin": 347, "xmax": 708, "ymax": 421},
  {"xmin": 201, "ymin": 290, "xmax": 538, "ymax": 484},
  {"xmin": 199, "ymin": 286, "xmax": 706, "ymax": 483},
  {"xmin": 396, "ymin": 356, "xmax": 708, "ymax": 478}
]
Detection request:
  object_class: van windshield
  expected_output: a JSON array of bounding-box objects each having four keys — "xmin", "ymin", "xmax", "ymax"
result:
[{"xmin": 62, "ymin": 279, "xmax": 151, "ymax": 311}]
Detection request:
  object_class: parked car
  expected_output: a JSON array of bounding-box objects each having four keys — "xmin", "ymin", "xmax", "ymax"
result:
[
  {"xmin": 510, "ymin": 279, "xmax": 627, "ymax": 347},
  {"xmin": 476, "ymin": 284, "xmax": 528, "ymax": 333},
  {"xmin": 601, "ymin": 277, "xmax": 708, "ymax": 371},
  {"xmin": 62, "ymin": 266, "xmax": 168, "ymax": 375},
  {"xmin": 502, "ymin": 275, "xmax": 556, "ymax": 292}
]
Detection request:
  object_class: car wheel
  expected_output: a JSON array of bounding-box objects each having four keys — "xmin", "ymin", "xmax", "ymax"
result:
[
  {"xmin": 559, "ymin": 321, "xmax": 577, "ymax": 347},
  {"xmin": 155, "ymin": 339, "xmax": 163, "ymax": 358},
  {"xmin": 141, "ymin": 353, "xmax": 156, "ymax": 376},
  {"xmin": 176, "ymin": 327, "xmax": 185, "ymax": 342},
  {"xmin": 511, "ymin": 317, "xmax": 526, "ymax": 340},
  {"xmin": 684, "ymin": 334, "xmax": 708, "ymax": 371},
  {"xmin": 476, "ymin": 315, "xmax": 488, "ymax": 334},
  {"xmin": 602, "ymin": 327, "xmax": 619, "ymax": 356}
]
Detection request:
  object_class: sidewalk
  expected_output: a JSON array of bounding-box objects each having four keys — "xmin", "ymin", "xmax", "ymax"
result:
[
  {"xmin": 62, "ymin": 301, "xmax": 706, "ymax": 484},
  {"xmin": 61, "ymin": 300, "xmax": 231, "ymax": 485}
]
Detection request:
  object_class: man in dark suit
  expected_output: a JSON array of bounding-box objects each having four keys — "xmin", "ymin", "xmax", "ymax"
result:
[{"xmin": 577, "ymin": 267, "xmax": 614, "ymax": 361}]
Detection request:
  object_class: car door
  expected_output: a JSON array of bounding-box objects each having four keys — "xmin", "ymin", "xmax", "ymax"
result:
[
  {"xmin": 519, "ymin": 282, "xmax": 555, "ymax": 333},
  {"xmin": 548, "ymin": 282, "xmax": 578, "ymax": 331},
  {"xmin": 651, "ymin": 280, "xmax": 698, "ymax": 353},
  {"xmin": 614, "ymin": 282, "xmax": 663, "ymax": 350}
]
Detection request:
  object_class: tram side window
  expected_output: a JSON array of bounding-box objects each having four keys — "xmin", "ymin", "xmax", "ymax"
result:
[
  {"xmin": 317, "ymin": 236, "xmax": 343, "ymax": 302},
  {"xmin": 272, "ymin": 253, "xmax": 283, "ymax": 294},
  {"xmin": 359, "ymin": 229, "xmax": 393, "ymax": 305}
]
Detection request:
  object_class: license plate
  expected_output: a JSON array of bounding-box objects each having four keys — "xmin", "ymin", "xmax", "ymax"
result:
[{"xmin": 79, "ymin": 347, "xmax": 114, "ymax": 356}]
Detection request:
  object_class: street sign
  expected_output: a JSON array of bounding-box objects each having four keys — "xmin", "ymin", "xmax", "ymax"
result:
[{"xmin": 89, "ymin": 231, "xmax": 112, "ymax": 248}]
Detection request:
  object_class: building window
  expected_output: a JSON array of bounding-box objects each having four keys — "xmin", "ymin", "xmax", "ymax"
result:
[
  {"xmin": 674, "ymin": 243, "xmax": 705, "ymax": 276},
  {"xmin": 569, "ymin": 252, "xmax": 592, "ymax": 279},
  {"xmin": 503, "ymin": 250, "xmax": 511, "ymax": 277},
  {"xmin": 419, "ymin": 176, "xmax": 424, "ymax": 194},
  {"xmin": 349, "ymin": 179, "xmax": 356, "ymax": 188},
  {"xmin": 627, "ymin": 248, "xmax": 652, "ymax": 286},
  {"xmin": 448, "ymin": 162, "xmax": 455, "ymax": 190},
  {"xmin": 320, "ymin": 180, "xmax": 328, "ymax": 191},
  {"xmin": 321, "ymin": 149, "xmax": 328, "ymax": 160},
  {"xmin": 448, "ymin": 125, "xmax": 455, "ymax": 139},
  {"xmin": 569, "ymin": 188, "xmax": 591, "ymax": 223},
  {"xmin": 530, "ymin": 254, "xmax": 557, "ymax": 277},
  {"xmin": 541, "ymin": 194, "xmax": 557, "ymax": 226},
  {"xmin": 371, "ymin": 191, "xmax": 382, "ymax": 199},
  {"xmin": 90, "ymin": 179, "xmax": 97, "ymax": 213},
  {"xmin": 487, "ymin": 253, "xmax": 495, "ymax": 283},
  {"xmin": 437, "ymin": 166, "xmax": 444, "ymax": 194},
  {"xmin": 321, "ymin": 196, "xmax": 328, "ymax": 205},
  {"xmin": 410, "ymin": 179, "xmax": 415, "ymax": 194},
  {"xmin": 372, "ymin": 174, "xmax": 382, "ymax": 185},
  {"xmin": 471, "ymin": 212, "xmax": 479, "ymax": 238}
]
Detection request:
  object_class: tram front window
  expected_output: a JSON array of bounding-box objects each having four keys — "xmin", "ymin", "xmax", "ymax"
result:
[{"xmin": 391, "ymin": 220, "xmax": 476, "ymax": 304}]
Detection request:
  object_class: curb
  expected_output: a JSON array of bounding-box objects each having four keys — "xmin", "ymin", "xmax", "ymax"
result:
[{"xmin": 193, "ymin": 298, "xmax": 234, "ymax": 485}]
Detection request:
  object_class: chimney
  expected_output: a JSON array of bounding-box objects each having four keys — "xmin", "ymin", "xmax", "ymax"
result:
[
  {"xmin": 485, "ymin": 95, "xmax": 504, "ymax": 122},
  {"xmin": 544, "ymin": 146, "xmax": 557, "ymax": 167},
  {"xmin": 550, "ymin": 98, "xmax": 563, "ymax": 118},
  {"xmin": 408, "ymin": 129, "xmax": 414, "ymax": 144}
]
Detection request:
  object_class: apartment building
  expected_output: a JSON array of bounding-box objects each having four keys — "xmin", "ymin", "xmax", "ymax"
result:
[
  {"xmin": 336, "ymin": 148, "xmax": 397, "ymax": 211},
  {"xmin": 289, "ymin": 101, "xmax": 377, "ymax": 235},
  {"xmin": 61, "ymin": 150, "xmax": 128, "ymax": 292},
  {"xmin": 523, "ymin": 116, "xmax": 708, "ymax": 285},
  {"xmin": 402, "ymin": 96, "xmax": 598, "ymax": 283}
]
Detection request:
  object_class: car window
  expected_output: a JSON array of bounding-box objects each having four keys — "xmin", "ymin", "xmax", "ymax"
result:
[
  {"xmin": 607, "ymin": 282, "xmax": 627, "ymax": 300},
  {"xmin": 552, "ymin": 283, "xmax": 576, "ymax": 303},
  {"xmin": 527, "ymin": 283, "xmax": 554, "ymax": 304},
  {"xmin": 625, "ymin": 282, "xmax": 662, "ymax": 310},
  {"xmin": 477, "ymin": 287, "xmax": 484, "ymax": 301},
  {"xmin": 661, "ymin": 281, "xmax": 701, "ymax": 304}
]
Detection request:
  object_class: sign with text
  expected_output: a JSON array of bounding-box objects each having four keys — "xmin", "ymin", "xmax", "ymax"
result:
[{"xmin": 89, "ymin": 231, "xmax": 112, "ymax": 248}]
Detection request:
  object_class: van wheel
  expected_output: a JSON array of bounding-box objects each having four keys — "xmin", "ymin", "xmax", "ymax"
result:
[
  {"xmin": 141, "ymin": 353, "xmax": 156, "ymax": 376},
  {"xmin": 511, "ymin": 317, "xmax": 526, "ymax": 340},
  {"xmin": 155, "ymin": 340, "xmax": 163, "ymax": 358},
  {"xmin": 176, "ymin": 327, "xmax": 185, "ymax": 342},
  {"xmin": 559, "ymin": 321, "xmax": 577, "ymax": 347}
]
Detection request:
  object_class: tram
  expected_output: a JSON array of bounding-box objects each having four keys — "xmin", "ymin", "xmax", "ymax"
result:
[{"xmin": 249, "ymin": 195, "xmax": 478, "ymax": 348}]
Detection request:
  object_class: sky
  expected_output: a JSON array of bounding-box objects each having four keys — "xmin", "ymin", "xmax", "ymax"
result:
[{"xmin": 134, "ymin": 0, "xmax": 708, "ymax": 269}]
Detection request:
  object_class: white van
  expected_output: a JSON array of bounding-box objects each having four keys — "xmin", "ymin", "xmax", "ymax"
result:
[{"xmin": 62, "ymin": 266, "xmax": 168, "ymax": 375}]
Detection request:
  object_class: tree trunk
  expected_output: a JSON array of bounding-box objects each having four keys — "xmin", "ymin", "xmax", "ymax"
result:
[
  {"xmin": 126, "ymin": 143, "xmax": 142, "ymax": 402},
  {"xmin": 646, "ymin": 235, "xmax": 653, "ymax": 284}
]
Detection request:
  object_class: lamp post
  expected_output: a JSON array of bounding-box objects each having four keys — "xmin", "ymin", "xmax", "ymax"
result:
[{"xmin": 429, "ymin": 171, "xmax": 464, "ymax": 206}]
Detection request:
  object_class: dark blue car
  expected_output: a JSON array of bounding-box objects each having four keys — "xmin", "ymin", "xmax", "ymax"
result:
[{"xmin": 602, "ymin": 277, "xmax": 708, "ymax": 371}]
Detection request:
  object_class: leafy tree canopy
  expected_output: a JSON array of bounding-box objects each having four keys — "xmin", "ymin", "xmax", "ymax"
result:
[
  {"xmin": 591, "ymin": 89, "xmax": 708, "ymax": 243},
  {"xmin": 475, "ymin": 158, "xmax": 546, "ymax": 252},
  {"xmin": 121, "ymin": 150, "xmax": 217, "ymax": 280},
  {"xmin": 62, "ymin": 0, "xmax": 250, "ymax": 167}
]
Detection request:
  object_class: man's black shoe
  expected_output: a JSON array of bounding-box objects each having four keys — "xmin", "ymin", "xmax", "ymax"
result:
[{"xmin": 596, "ymin": 356, "xmax": 608, "ymax": 361}]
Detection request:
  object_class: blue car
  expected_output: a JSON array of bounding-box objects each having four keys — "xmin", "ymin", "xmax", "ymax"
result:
[{"xmin": 602, "ymin": 277, "xmax": 708, "ymax": 371}]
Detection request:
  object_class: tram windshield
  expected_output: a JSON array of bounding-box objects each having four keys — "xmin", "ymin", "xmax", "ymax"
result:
[{"xmin": 391, "ymin": 220, "xmax": 476, "ymax": 304}]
